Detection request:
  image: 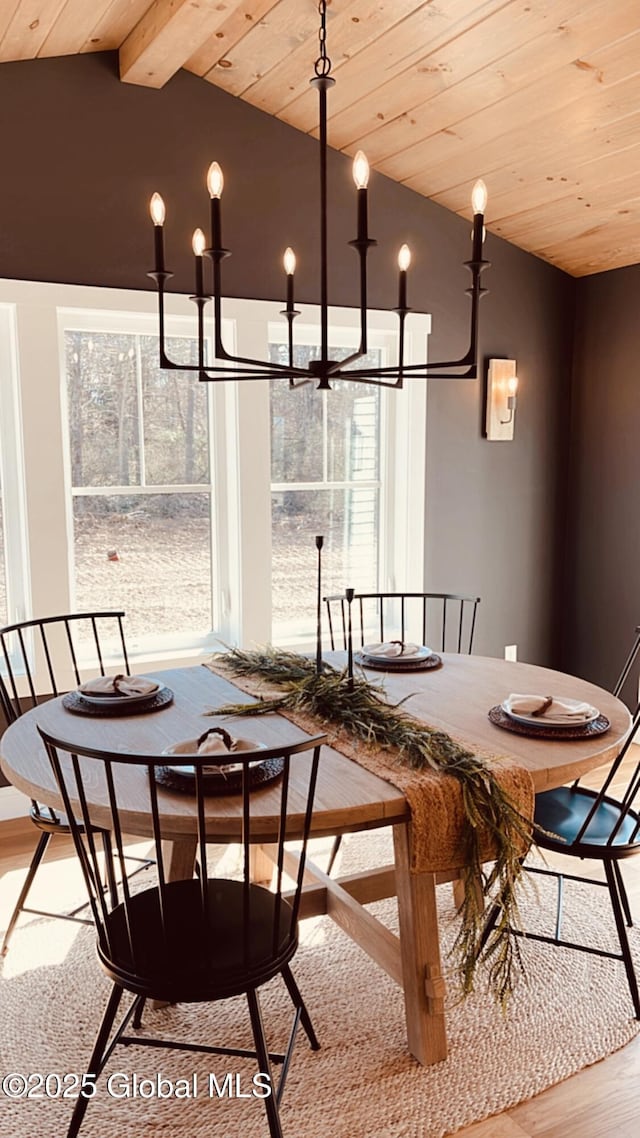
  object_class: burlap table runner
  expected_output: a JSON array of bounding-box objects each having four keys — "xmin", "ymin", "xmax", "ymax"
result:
[{"xmin": 205, "ymin": 660, "xmax": 534, "ymax": 876}]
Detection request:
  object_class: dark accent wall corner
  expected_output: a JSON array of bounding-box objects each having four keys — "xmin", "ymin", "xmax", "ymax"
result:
[{"xmin": 563, "ymin": 264, "xmax": 640, "ymax": 703}]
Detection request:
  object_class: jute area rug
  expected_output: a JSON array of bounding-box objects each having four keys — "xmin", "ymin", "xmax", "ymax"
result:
[{"xmin": 1, "ymin": 832, "xmax": 639, "ymax": 1138}]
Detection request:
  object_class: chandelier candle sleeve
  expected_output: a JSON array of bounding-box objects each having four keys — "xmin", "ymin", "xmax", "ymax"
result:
[
  {"xmin": 353, "ymin": 150, "xmax": 370, "ymax": 244},
  {"xmin": 284, "ymin": 247, "xmax": 296, "ymax": 312},
  {"xmin": 471, "ymin": 179, "xmax": 488, "ymax": 263},
  {"xmin": 208, "ymin": 161, "xmax": 223, "ymax": 252},
  {"xmin": 150, "ymin": 193, "xmax": 165, "ymax": 274},
  {"xmin": 398, "ymin": 244, "xmax": 411, "ymax": 310},
  {"xmin": 192, "ymin": 228, "xmax": 205, "ymax": 298}
]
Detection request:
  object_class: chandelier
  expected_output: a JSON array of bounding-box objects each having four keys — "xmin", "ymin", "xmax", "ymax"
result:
[{"xmin": 148, "ymin": 0, "xmax": 490, "ymax": 390}]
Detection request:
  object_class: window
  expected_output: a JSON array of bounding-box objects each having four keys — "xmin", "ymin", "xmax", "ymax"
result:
[
  {"xmin": 62, "ymin": 316, "xmax": 214, "ymax": 647},
  {"xmin": 0, "ymin": 281, "xmax": 428, "ymax": 665}
]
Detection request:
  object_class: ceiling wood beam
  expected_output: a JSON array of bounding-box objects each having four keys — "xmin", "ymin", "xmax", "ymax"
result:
[{"xmin": 119, "ymin": 0, "xmax": 236, "ymax": 88}]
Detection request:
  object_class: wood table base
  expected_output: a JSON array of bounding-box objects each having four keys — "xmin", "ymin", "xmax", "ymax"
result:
[{"xmin": 267, "ymin": 829, "xmax": 452, "ymax": 1066}]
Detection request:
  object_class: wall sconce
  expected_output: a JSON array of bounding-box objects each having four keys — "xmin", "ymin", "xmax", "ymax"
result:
[{"xmin": 485, "ymin": 358, "xmax": 519, "ymax": 440}]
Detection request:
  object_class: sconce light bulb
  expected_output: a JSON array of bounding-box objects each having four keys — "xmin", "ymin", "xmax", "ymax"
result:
[
  {"xmin": 192, "ymin": 228, "xmax": 206, "ymax": 256},
  {"xmin": 283, "ymin": 246, "xmax": 296, "ymax": 275},
  {"xmin": 507, "ymin": 375, "xmax": 519, "ymax": 397},
  {"xmin": 150, "ymin": 192, "xmax": 166, "ymax": 226},
  {"xmin": 207, "ymin": 162, "xmax": 224, "ymax": 199},
  {"xmin": 398, "ymin": 243, "xmax": 411, "ymax": 272},
  {"xmin": 352, "ymin": 150, "xmax": 370, "ymax": 190},
  {"xmin": 471, "ymin": 178, "xmax": 488, "ymax": 216}
]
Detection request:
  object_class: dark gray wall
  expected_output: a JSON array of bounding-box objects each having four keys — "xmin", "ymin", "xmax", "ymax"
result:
[
  {"xmin": 563, "ymin": 264, "xmax": 640, "ymax": 704},
  {"xmin": 0, "ymin": 51, "xmax": 575, "ymax": 665}
]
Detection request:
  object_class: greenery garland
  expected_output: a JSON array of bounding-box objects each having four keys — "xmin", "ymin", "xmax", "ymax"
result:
[{"xmin": 207, "ymin": 645, "xmax": 533, "ymax": 1006}]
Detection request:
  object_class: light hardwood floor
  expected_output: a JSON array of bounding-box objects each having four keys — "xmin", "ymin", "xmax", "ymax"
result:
[{"xmin": 1, "ymin": 766, "xmax": 640, "ymax": 1138}]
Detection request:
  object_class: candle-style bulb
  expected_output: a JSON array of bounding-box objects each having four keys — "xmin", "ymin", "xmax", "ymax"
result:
[
  {"xmin": 352, "ymin": 150, "xmax": 370, "ymax": 190},
  {"xmin": 150, "ymin": 192, "xmax": 165, "ymax": 226},
  {"xmin": 207, "ymin": 162, "xmax": 224, "ymax": 199},
  {"xmin": 507, "ymin": 375, "xmax": 519, "ymax": 397},
  {"xmin": 398, "ymin": 244, "xmax": 411, "ymax": 272},
  {"xmin": 192, "ymin": 228, "xmax": 206, "ymax": 256},
  {"xmin": 283, "ymin": 247, "xmax": 296, "ymax": 275},
  {"xmin": 471, "ymin": 178, "xmax": 488, "ymax": 216}
]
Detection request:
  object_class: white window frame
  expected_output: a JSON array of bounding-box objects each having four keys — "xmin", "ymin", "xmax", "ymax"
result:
[
  {"xmin": 0, "ymin": 279, "xmax": 429, "ymax": 669},
  {"xmin": 0, "ymin": 302, "xmax": 30, "ymax": 629}
]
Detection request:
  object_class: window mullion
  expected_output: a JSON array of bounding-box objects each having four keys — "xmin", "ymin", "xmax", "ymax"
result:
[{"xmin": 135, "ymin": 336, "xmax": 146, "ymax": 486}]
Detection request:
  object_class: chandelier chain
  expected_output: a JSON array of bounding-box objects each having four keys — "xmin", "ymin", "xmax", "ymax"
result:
[{"xmin": 314, "ymin": 0, "xmax": 332, "ymax": 77}]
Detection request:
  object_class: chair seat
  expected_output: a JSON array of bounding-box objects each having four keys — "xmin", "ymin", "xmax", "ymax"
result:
[
  {"xmin": 30, "ymin": 803, "xmax": 106, "ymax": 837},
  {"xmin": 98, "ymin": 878, "xmax": 298, "ymax": 1002},
  {"xmin": 535, "ymin": 785, "xmax": 640, "ymax": 856}
]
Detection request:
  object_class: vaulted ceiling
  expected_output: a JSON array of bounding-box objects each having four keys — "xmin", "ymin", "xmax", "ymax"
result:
[{"xmin": 2, "ymin": 0, "xmax": 639, "ymax": 278}]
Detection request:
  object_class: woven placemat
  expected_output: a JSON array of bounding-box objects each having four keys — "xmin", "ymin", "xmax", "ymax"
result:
[
  {"xmin": 488, "ymin": 704, "xmax": 610, "ymax": 740},
  {"xmin": 61, "ymin": 687, "xmax": 174, "ymax": 717},
  {"xmin": 156, "ymin": 755, "xmax": 284, "ymax": 796}
]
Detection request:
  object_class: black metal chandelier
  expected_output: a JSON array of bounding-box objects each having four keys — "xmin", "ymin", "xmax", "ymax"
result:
[{"xmin": 148, "ymin": 0, "xmax": 490, "ymax": 390}]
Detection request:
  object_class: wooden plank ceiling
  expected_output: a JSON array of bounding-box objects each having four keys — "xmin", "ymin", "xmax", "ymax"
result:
[{"xmin": 2, "ymin": 0, "xmax": 639, "ymax": 277}]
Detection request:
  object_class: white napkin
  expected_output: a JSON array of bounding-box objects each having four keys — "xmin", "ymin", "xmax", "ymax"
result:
[
  {"xmin": 363, "ymin": 641, "xmax": 421, "ymax": 659},
  {"xmin": 504, "ymin": 692, "xmax": 596, "ymax": 722},
  {"xmin": 79, "ymin": 674, "xmax": 159, "ymax": 698}
]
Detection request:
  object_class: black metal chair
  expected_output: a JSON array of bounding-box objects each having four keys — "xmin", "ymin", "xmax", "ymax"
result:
[
  {"xmin": 0, "ymin": 611, "xmax": 151, "ymax": 953},
  {"xmin": 37, "ymin": 727, "xmax": 326, "ymax": 1138},
  {"xmin": 482, "ymin": 625, "xmax": 640, "ymax": 1017},
  {"xmin": 323, "ymin": 590, "xmax": 480, "ymax": 874},
  {"xmin": 324, "ymin": 590, "xmax": 481, "ymax": 655}
]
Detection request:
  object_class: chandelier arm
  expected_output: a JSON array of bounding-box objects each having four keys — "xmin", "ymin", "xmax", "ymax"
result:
[
  {"xmin": 345, "ymin": 362, "xmax": 477, "ymax": 378},
  {"xmin": 199, "ymin": 370, "xmax": 314, "ymax": 383},
  {"xmin": 198, "ymin": 359, "xmax": 310, "ymax": 376},
  {"xmin": 149, "ymin": 271, "xmax": 182, "ymax": 371}
]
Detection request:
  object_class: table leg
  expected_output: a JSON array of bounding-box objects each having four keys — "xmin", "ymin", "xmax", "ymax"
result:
[
  {"xmin": 393, "ymin": 822, "xmax": 448, "ymax": 1065},
  {"xmin": 249, "ymin": 843, "xmax": 277, "ymax": 885},
  {"xmin": 452, "ymin": 872, "xmax": 484, "ymax": 914},
  {"xmin": 162, "ymin": 837, "xmax": 198, "ymax": 883}
]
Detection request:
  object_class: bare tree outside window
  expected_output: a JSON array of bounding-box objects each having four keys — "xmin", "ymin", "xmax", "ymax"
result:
[{"xmin": 65, "ymin": 331, "xmax": 213, "ymax": 642}]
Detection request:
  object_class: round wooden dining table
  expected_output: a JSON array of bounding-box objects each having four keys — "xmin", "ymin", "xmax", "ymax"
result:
[{"xmin": 0, "ymin": 654, "xmax": 632, "ymax": 1067}]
